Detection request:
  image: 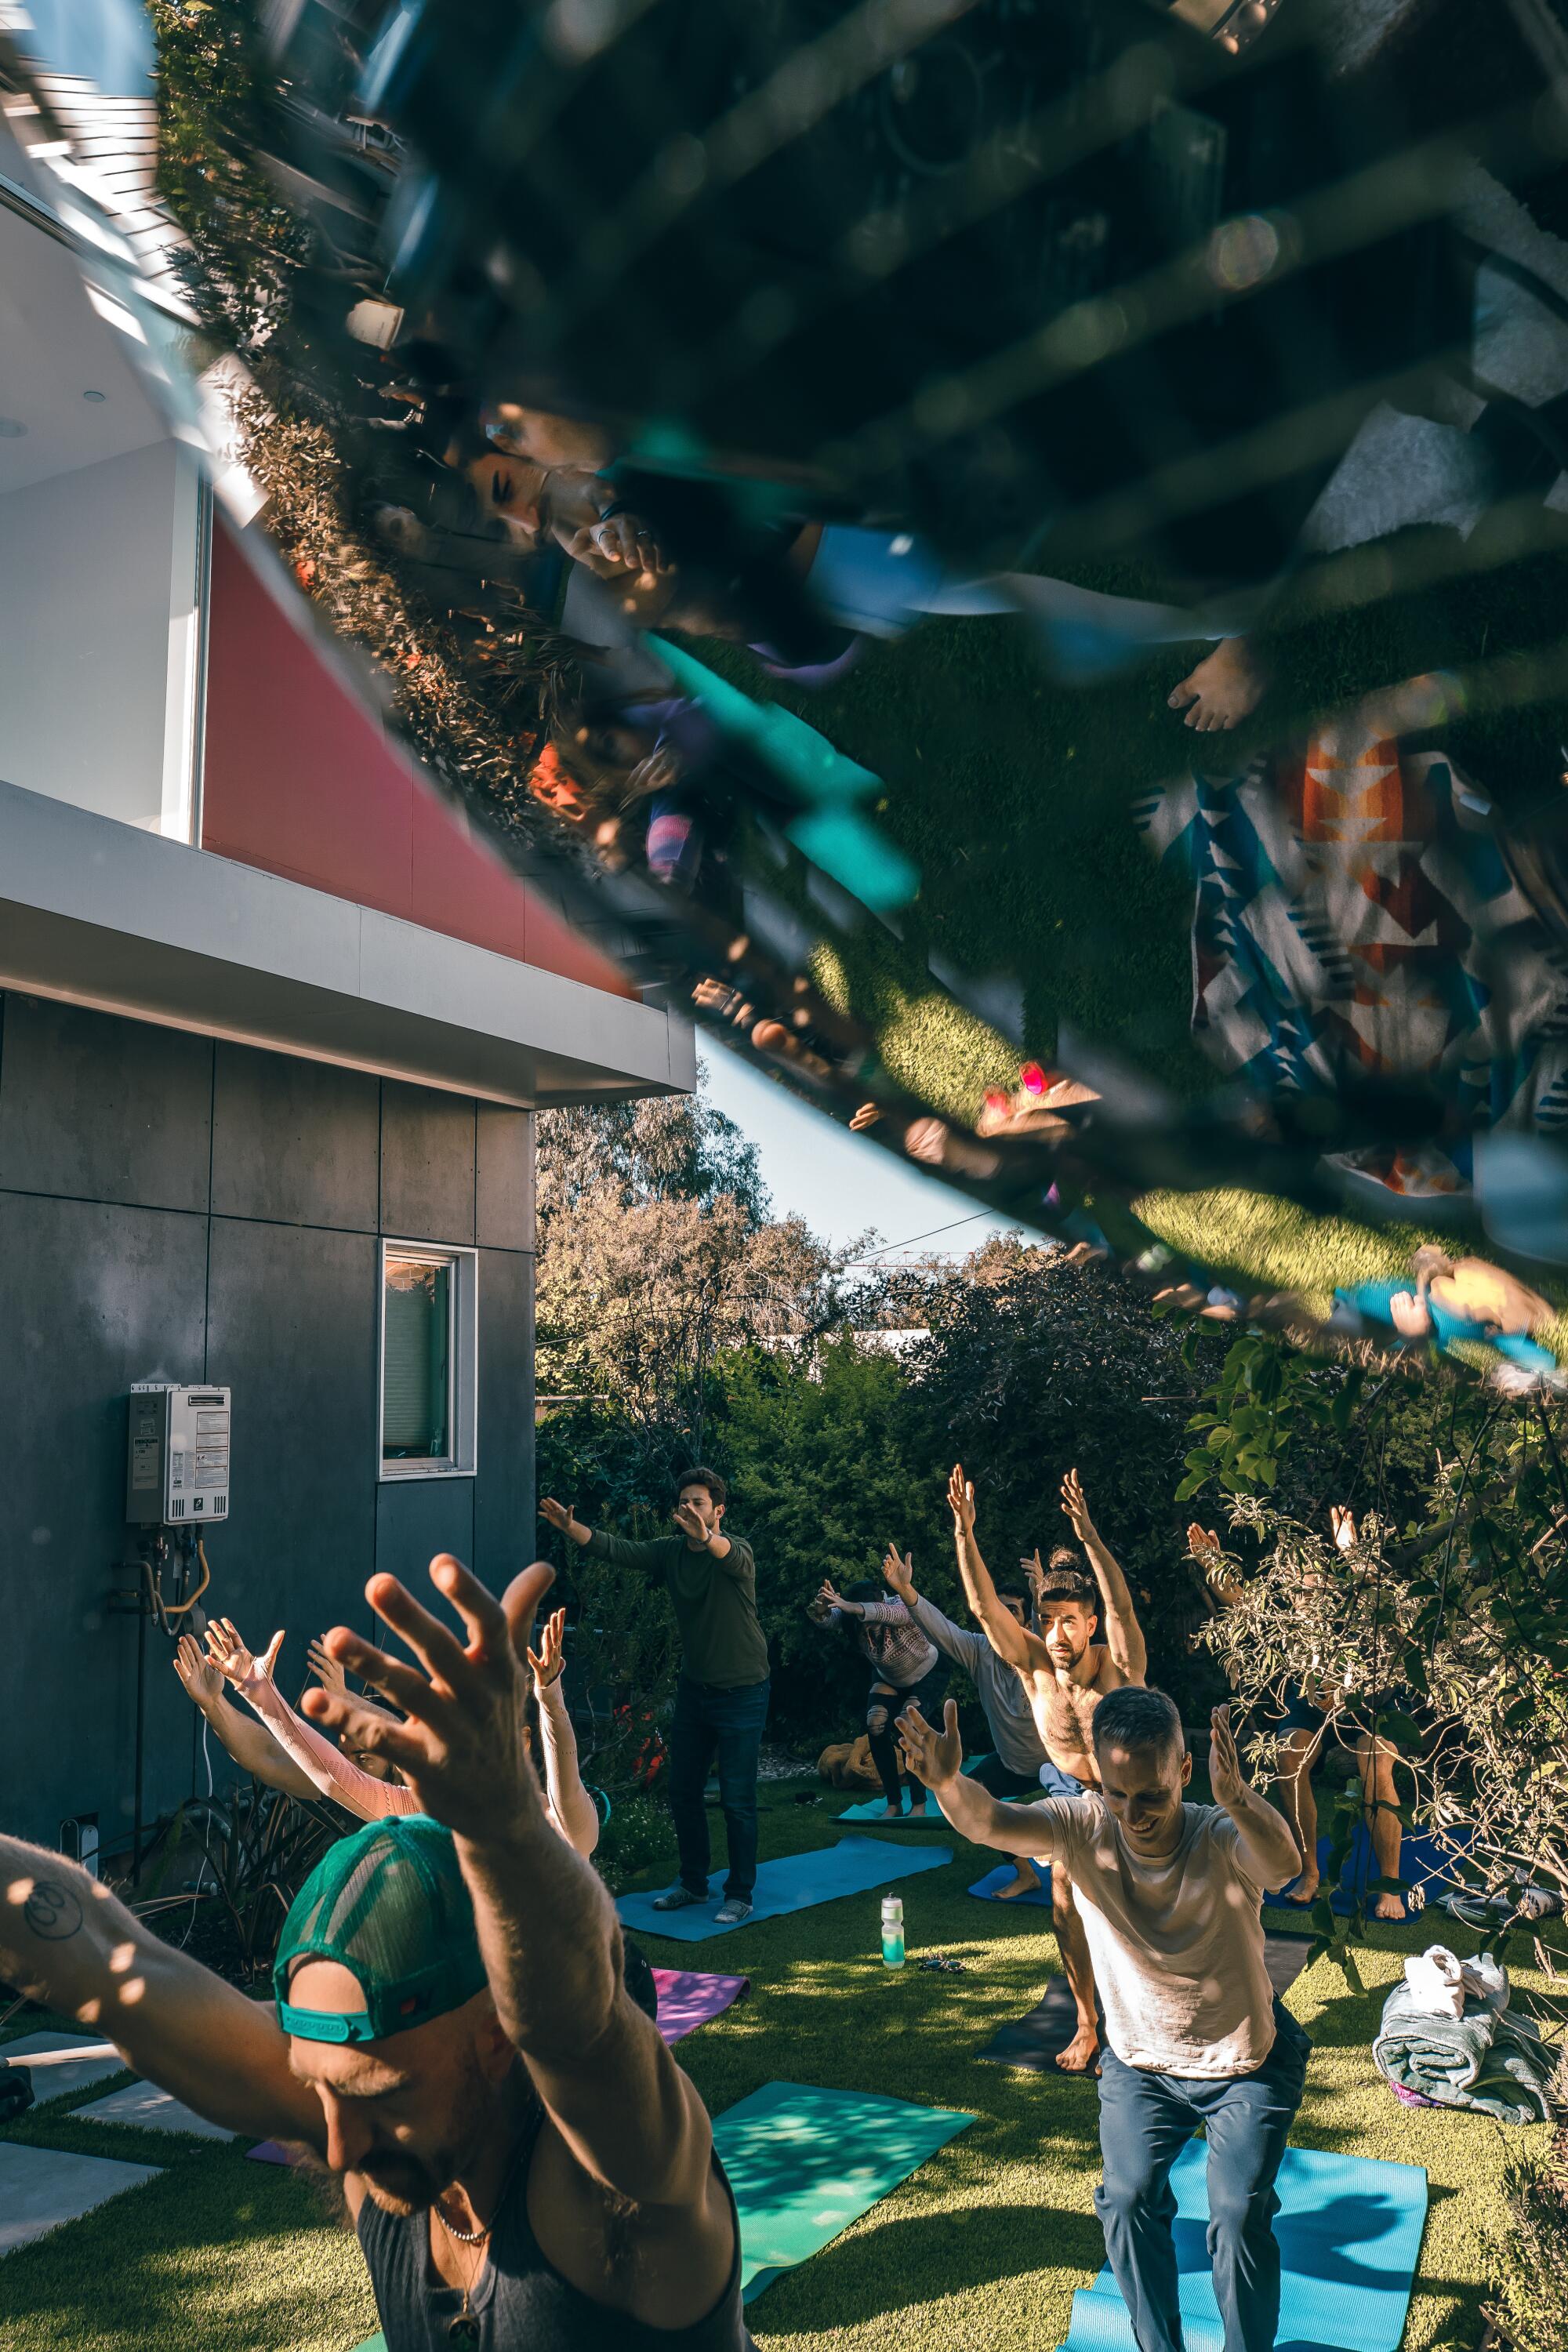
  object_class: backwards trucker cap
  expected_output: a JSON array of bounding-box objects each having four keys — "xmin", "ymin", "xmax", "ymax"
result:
[{"xmin": 274, "ymin": 1816, "xmax": 488, "ymax": 2045}]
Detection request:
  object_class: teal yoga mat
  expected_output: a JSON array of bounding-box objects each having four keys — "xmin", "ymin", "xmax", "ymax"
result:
[
  {"xmin": 968, "ymin": 1860, "xmax": 1054, "ymax": 1906},
  {"xmin": 714, "ymin": 2079, "xmax": 975, "ymax": 2303},
  {"xmin": 616, "ymin": 1835, "xmax": 952, "ymax": 1942},
  {"xmin": 837, "ymin": 1755, "xmax": 991, "ymax": 1822},
  {"xmin": 350, "ymin": 2078, "xmax": 975, "ymax": 2340},
  {"xmin": 1057, "ymin": 2140, "xmax": 1428, "ymax": 2352}
]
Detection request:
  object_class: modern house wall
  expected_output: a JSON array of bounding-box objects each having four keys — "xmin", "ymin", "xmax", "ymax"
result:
[
  {"xmin": 0, "ymin": 437, "xmax": 204, "ymax": 837},
  {"xmin": 0, "ymin": 990, "xmax": 536, "ymax": 1851}
]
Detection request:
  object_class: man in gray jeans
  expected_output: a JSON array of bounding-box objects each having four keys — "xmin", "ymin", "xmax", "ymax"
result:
[
  {"xmin": 898, "ymin": 1683, "xmax": 1310, "ymax": 2352},
  {"xmin": 877, "ymin": 1541, "xmax": 1047, "ymax": 1889}
]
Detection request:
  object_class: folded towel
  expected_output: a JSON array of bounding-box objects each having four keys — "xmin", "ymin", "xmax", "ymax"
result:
[
  {"xmin": 1373, "ymin": 1980, "xmax": 1552, "ymax": 2125},
  {"xmin": 1403, "ymin": 1944, "xmax": 1508, "ymax": 2018}
]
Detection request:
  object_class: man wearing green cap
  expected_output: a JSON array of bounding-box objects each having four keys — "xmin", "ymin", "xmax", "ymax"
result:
[{"xmin": 0, "ymin": 1558, "xmax": 753, "ymax": 2350}]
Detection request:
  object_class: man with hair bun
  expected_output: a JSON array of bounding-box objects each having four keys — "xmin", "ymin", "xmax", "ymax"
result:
[
  {"xmin": 898, "ymin": 1682, "xmax": 1308, "ymax": 2352},
  {"xmin": 946, "ymin": 1464, "xmax": 1149, "ymax": 2071},
  {"xmin": 542, "ymin": 1465, "xmax": 768, "ymax": 1926}
]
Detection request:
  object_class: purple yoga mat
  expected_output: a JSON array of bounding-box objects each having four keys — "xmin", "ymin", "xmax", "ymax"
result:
[{"xmin": 652, "ymin": 1969, "xmax": 750, "ymax": 2044}]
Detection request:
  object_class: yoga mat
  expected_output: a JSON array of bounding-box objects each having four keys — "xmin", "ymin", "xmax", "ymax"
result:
[
  {"xmin": 712, "ymin": 2079, "xmax": 974, "ymax": 2303},
  {"xmin": 616, "ymin": 1836, "xmax": 952, "ymax": 1944},
  {"xmin": 653, "ymin": 1969, "xmax": 750, "ymax": 2043},
  {"xmin": 837, "ymin": 1755, "xmax": 991, "ymax": 1822},
  {"xmin": 981, "ymin": 1942, "xmax": 1307, "ymax": 2073},
  {"xmin": 967, "ymin": 1860, "xmax": 1054, "ymax": 1907},
  {"xmin": 978, "ymin": 1976, "xmax": 1098, "ymax": 2071},
  {"xmin": 246, "ymin": 2140, "xmax": 301, "ymax": 2166},
  {"xmin": 1265, "ymin": 1827, "xmax": 1468, "ymax": 1918},
  {"xmin": 1056, "ymin": 2140, "xmax": 1428, "ymax": 2352}
]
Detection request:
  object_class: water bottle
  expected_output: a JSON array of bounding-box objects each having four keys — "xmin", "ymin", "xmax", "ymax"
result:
[{"xmin": 881, "ymin": 1893, "xmax": 906, "ymax": 1969}]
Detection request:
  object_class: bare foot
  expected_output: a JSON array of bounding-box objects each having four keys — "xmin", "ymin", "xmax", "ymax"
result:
[
  {"xmin": 1168, "ymin": 636, "xmax": 1266, "ymax": 733},
  {"xmin": 993, "ymin": 1863, "xmax": 1042, "ymax": 1900},
  {"xmin": 1056, "ymin": 2020, "xmax": 1101, "ymax": 2074},
  {"xmin": 1284, "ymin": 1875, "xmax": 1320, "ymax": 1907},
  {"xmin": 1373, "ymin": 1892, "xmax": 1406, "ymax": 1922},
  {"xmin": 880, "ymin": 1802, "xmax": 906, "ymax": 1819}
]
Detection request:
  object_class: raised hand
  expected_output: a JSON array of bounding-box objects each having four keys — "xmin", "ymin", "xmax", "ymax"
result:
[
  {"xmin": 1208, "ymin": 1704, "xmax": 1247, "ymax": 1809},
  {"xmin": 172, "ymin": 1632, "xmax": 221, "ymax": 1708},
  {"xmin": 1022, "ymin": 1548, "xmax": 1045, "ymax": 1593},
  {"xmin": 301, "ymin": 1555, "xmax": 539, "ymax": 1842},
  {"xmin": 881, "ymin": 1546, "xmax": 915, "ymax": 1602},
  {"xmin": 816, "ymin": 1578, "xmax": 844, "ymax": 1612},
  {"xmin": 307, "ymin": 1637, "xmax": 350, "ymax": 1699},
  {"xmin": 539, "ymin": 1496, "xmax": 588, "ymax": 1546},
  {"xmin": 1329, "ymin": 1504, "xmax": 1357, "ymax": 1555},
  {"xmin": 205, "ymin": 1617, "xmax": 284, "ymax": 1692},
  {"xmin": 1186, "ymin": 1523, "xmax": 1221, "ymax": 1558},
  {"xmin": 527, "ymin": 1605, "xmax": 568, "ymax": 1690},
  {"xmin": 947, "ymin": 1463, "xmax": 976, "ymax": 1538},
  {"xmin": 673, "ymin": 1500, "xmax": 710, "ymax": 1545},
  {"xmin": 1060, "ymin": 1468, "xmax": 1093, "ymax": 1541},
  {"xmin": 896, "ymin": 1697, "xmax": 964, "ymax": 1791}
]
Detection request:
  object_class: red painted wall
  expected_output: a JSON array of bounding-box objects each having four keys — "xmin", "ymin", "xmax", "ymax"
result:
[{"xmin": 201, "ymin": 521, "xmax": 633, "ymax": 1000}]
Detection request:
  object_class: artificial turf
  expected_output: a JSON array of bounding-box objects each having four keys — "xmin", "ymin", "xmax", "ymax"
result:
[{"xmin": 0, "ymin": 1775, "xmax": 1552, "ymax": 2352}]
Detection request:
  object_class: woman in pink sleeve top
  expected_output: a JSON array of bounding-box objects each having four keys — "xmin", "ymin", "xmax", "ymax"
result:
[{"xmin": 204, "ymin": 1603, "xmax": 600, "ymax": 1858}]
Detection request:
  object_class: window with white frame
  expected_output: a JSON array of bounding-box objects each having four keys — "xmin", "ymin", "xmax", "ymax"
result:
[{"xmin": 379, "ymin": 1242, "xmax": 477, "ymax": 1479}]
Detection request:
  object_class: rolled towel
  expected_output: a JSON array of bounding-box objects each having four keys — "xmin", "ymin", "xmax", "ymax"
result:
[{"xmin": 1374, "ymin": 1980, "xmax": 1552, "ymax": 2125}]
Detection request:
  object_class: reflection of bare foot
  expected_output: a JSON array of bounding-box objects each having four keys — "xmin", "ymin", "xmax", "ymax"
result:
[
  {"xmin": 1168, "ymin": 636, "xmax": 1266, "ymax": 732},
  {"xmin": 994, "ymin": 1862, "xmax": 1042, "ymax": 1900},
  {"xmin": 1285, "ymin": 1873, "xmax": 1319, "ymax": 1907},
  {"xmin": 1373, "ymin": 1891, "xmax": 1406, "ymax": 1922},
  {"xmin": 1056, "ymin": 2020, "xmax": 1101, "ymax": 2074}
]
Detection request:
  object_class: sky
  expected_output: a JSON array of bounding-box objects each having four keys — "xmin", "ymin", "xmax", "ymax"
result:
[{"xmin": 699, "ymin": 1046, "xmax": 1027, "ymax": 1261}]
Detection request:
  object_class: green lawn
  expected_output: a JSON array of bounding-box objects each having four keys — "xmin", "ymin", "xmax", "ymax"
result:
[{"xmin": 0, "ymin": 1776, "xmax": 1552, "ymax": 2352}]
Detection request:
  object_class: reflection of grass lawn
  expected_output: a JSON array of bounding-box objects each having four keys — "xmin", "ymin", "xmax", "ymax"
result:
[{"xmin": 0, "ymin": 1777, "xmax": 1548, "ymax": 2351}]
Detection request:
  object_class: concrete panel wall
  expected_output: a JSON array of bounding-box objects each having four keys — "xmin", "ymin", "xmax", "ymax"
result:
[{"xmin": 0, "ymin": 992, "xmax": 535, "ymax": 1853}]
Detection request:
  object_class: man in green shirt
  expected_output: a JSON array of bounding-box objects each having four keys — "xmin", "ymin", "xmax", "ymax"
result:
[{"xmin": 541, "ymin": 1467, "xmax": 770, "ymax": 1925}]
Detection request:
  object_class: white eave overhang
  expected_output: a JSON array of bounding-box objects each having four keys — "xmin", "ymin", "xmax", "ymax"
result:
[{"xmin": 0, "ymin": 778, "xmax": 695, "ymax": 1107}]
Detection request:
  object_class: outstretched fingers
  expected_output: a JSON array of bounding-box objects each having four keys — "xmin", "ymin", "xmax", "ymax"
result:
[
  {"xmin": 318, "ymin": 1626, "xmax": 449, "ymax": 1724},
  {"xmin": 301, "ymin": 1682, "xmax": 427, "ymax": 1770},
  {"xmin": 361, "ymin": 1561, "xmax": 488, "ymax": 1690},
  {"xmin": 502, "ymin": 1562, "xmax": 557, "ymax": 1667}
]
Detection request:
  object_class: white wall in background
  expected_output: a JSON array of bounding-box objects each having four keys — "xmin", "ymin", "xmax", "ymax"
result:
[{"xmin": 0, "ymin": 438, "xmax": 204, "ymax": 839}]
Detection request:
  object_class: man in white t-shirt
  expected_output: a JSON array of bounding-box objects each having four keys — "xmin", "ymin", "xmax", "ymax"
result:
[{"xmin": 898, "ymin": 1683, "xmax": 1310, "ymax": 2352}]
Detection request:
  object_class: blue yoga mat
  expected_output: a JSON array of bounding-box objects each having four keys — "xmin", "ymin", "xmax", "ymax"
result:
[
  {"xmin": 968, "ymin": 1860, "xmax": 1054, "ymax": 1907},
  {"xmin": 713, "ymin": 2079, "xmax": 974, "ymax": 2303},
  {"xmin": 1058, "ymin": 2140, "xmax": 1428, "ymax": 2352},
  {"xmin": 616, "ymin": 1835, "xmax": 953, "ymax": 1943},
  {"xmin": 838, "ymin": 1757, "xmax": 991, "ymax": 1823},
  {"xmin": 1265, "ymin": 1827, "xmax": 1468, "ymax": 1918}
]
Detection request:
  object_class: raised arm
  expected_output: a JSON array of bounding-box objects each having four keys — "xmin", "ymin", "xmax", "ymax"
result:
[
  {"xmin": 542, "ymin": 1496, "xmax": 667, "ymax": 1573},
  {"xmin": 1207, "ymin": 1704, "xmax": 1301, "ymax": 1888},
  {"xmin": 949, "ymin": 1465, "xmax": 1044, "ymax": 1672},
  {"xmin": 525, "ymin": 1605, "xmax": 600, "ymax": 1858},
  {"xmin": 172, "ymin": 1635, "xmax": 321, "ymax": 1802},
  {"xmin": 305, "ymin": 1561, "xmax": 727, "ymax": 2242},
  {"xmin": 0, "ymin": 1838, "xmax": 325, "ymax": 2147},
  {"xmin": 205, "ymin": 1620, "xmax": 415, "ymax": 1823},
  {"xmin": 1061, "ymin": 1469, "xmax": 1147, "ymax": 1681},
  {"xmin": 895, "ymin": 1697, "xmax": 1062, "ymax": 1858}
]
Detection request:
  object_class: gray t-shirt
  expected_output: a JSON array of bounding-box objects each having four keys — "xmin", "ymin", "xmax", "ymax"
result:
[
  {"xmin": 902, "ymin": 1594, "xmax": 1046, "ymax": 1775},
  {"xmin": 1034, "ymin": 1796, "xmax": 1285, "ymax": 2076}
]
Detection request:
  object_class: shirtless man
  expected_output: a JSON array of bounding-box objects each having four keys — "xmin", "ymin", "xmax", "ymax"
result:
[{"xmin": 947, "ymin": 1463, "xmax": 1147, "ymax": 2073}]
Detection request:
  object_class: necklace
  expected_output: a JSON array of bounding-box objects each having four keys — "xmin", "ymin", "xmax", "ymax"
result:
[{"xmin": 434, "ymin": 2133, "xmax": 528, "ymax": 2344}]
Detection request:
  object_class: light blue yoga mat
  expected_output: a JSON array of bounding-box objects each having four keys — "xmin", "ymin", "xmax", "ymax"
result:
[
  {"xmin": 968, "ymin": 1860, "xmax": 1054, "ymax": 1907},
  {"xmin": 1264, "ymin": 1827, "xmax": 1468, "ymax": 1918},
  {"xmin": 838, "ymin": 1756, "xmax": 990, "ymax": 1823},
  {"xmin": 714, "ymin": 2079, "xmax": 975, "ymax": 2303},
  {"xmin": 1057, "ymin": 2140, "xmax": 1428, "ymax": 2352},
  {"xmin": 616, "ymin": 1835, "xmax": 953, "ymax": 1942}
]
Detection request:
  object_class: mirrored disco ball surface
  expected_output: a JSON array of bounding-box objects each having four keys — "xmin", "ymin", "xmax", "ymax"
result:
[{"xmin": 7, "ymin": 0, "xmax": 1568, "ymax": 1388}]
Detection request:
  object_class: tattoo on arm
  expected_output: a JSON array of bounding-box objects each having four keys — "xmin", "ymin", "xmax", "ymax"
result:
[{"xmin": 24, "ymin": 1879, "xmax": 84, "ymax": 1941}]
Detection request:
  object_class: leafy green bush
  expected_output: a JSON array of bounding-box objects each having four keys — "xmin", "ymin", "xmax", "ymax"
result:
[{"xmin": 1489, "ymin": 2138, "xmax": 1568, "ymax": 2352}]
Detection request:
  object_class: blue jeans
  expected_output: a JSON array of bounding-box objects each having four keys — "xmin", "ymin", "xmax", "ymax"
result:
[
  {"xmin": 669, "ymin": 1675, "xmax": 771, "ymax": 1902},
  {"xmin": 1095, "ymin": 2001, "xmax": 1311, "ymax": 2352}
]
